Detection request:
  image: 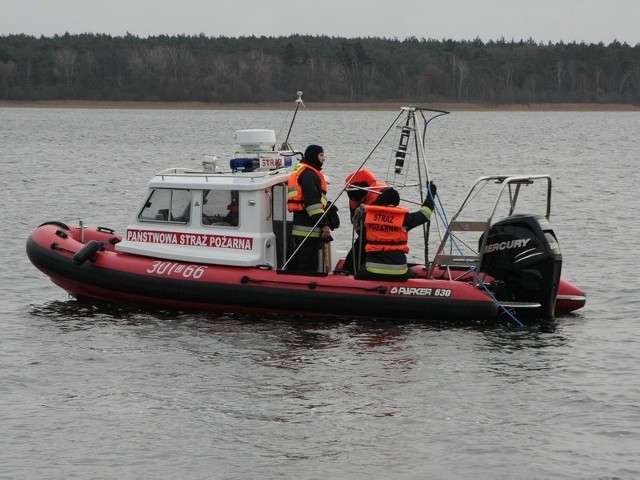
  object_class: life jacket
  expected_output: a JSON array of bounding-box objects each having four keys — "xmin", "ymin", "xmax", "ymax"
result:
[
  {"xmin": 363, "ymin": 205, "xmax": 410, "ymax": 253},
  {"xmin": 287, "ymin": 162, "xmax": 328, "ymax": 213},
  {"xmin": 345, "ymin": 170, "xmax": 387, "ymax": 211}
]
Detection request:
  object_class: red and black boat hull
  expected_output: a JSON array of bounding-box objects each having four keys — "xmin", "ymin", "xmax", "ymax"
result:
[{"xmin": 27, "ymin": 223, "xmax": 501, "ymax": 321}]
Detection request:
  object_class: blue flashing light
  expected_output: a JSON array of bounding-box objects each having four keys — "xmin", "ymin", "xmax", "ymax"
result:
[
  {"xmin": 230, "ymin": 157, "xmax": 260, "ymax": 172},
  {"xmin": 230, "ymin": 156, "xmax": 293, "ymax": 172}
]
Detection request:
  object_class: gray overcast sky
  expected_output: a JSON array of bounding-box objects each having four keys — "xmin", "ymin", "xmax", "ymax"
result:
[{"xmin": 2, "ymin": 0, "xmax": 639, "ymax": 45}]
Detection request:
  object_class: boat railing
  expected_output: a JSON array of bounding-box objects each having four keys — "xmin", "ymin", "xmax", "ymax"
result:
[
  {"xmin": 430, "ymin": 174, "xmax": 552, "ymax": 280},
  {"xmin": 156, "ymin": 167, "xmax": 200, "ymax": 175}
]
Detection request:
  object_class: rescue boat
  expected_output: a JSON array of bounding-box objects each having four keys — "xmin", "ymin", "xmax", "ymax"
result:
[{"xmin": 26, "ymin": 97, "xmax": 586, "ymax": 324}]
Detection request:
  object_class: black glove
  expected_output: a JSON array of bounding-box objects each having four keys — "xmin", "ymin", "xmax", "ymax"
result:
[
  {"xmin": 426, "ymin": 181, "xmax": 437, "ymax": 197},
  {"xmin": 325, "ymin": 201, "xmax": 340, "ymax": 230},
  {"xmin": 424, "ymin": 181, "xmax": 437, "ymax": 212}
]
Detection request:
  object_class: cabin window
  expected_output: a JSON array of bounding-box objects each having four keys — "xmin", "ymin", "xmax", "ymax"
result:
[
  {"xmin": 138, "ymin": 189, "xmax": 192, "ymax": 223},
  {"xmin": 202, "ymin": 190, "xmax": 239, "ymax": 227}
]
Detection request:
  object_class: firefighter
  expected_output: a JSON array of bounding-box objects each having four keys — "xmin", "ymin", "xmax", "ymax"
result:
[
  {"xmin": 342, "ymin": 169, "xmax": 387, "ymax": 274},
  {"xmin": 287, "ymin": 144, "xmax": 338, "ymax": 272},
  {"xmin": 356, "ymin": 182, "xmax": 437, "ymax": 281}
]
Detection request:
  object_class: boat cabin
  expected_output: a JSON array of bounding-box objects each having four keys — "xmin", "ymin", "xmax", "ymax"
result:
[{"xmin": 115, "ymin": 129, "xmax": 341, "ymax": 271}]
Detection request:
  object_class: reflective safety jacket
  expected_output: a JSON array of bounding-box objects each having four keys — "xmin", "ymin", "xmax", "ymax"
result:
[
  {"xmin": 360, "ymin": 200, "xmax": 433, "ymax": 278},
  {"xmin": 287, "ymin": 163, "xmax": 328, "ymax": 213},
  {"xmin": 287, "ymin": 162, "xmax": 329, "ymax": 238},
  {"xmin": 363, "ymin": 205, "xmax": 410, "ymax": 253}
]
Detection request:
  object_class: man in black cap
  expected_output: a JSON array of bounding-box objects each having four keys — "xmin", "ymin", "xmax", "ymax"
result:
[
  {"xmin": 286, "ymin": 144, "xmax": 338, "ymax": 273},
  {"xmin": 355, "ymin": 182, "xmax": 437, "ymax": 281}
]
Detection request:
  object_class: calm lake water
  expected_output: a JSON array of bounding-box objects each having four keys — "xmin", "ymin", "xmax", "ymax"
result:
[{"xmin": 1, "ymin": 107, "xmax": 639, "ymax": 479}]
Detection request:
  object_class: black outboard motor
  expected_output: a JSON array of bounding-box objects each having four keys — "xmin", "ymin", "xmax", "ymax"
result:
[{"xmin": 479, "ymin": 214, "xmax": 562, "ymax": 319}]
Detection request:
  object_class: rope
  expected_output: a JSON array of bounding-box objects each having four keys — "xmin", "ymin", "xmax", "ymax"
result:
[
  {"xmin": 283, "ymin": 110, "xmax": 404, "ymax": 271},
  {"xmin": 432, "ymin": 196, "xmax": 525, "ymax": 328}
]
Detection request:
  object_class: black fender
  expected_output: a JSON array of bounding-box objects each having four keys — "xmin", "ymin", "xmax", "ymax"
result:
[{"xmin": 72, "ymin": 240, "xmax": 103, "ymax": 265}]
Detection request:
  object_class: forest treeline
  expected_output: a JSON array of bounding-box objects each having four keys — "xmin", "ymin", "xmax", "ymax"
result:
[{"xmin": 1, "ymin": 33, "xmax": 639, "ymax": 104}]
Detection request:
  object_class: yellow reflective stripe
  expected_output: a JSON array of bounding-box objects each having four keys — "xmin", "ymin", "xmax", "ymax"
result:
[
  {"xmin": 292, "ymin": 226, "xmax": 322, "ymax": 238},
  {"xmin": 306, "ymin": 202, "xmax": 324, "ymax": 216},
  {"xmin": 307, "ymin": 208, "xmax": 324, "ymax": 217},
  {"xmin": 365, "ymin": 262, "xmax": 408, "ymax": 275},
  {"xmin": 421, "ymin": 205, "xmax": 433, "ymax": 216}
]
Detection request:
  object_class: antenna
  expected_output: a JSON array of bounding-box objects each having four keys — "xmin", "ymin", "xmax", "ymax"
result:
[{"xmin": 281, "ymin": 91, "xmax": 304, "ymax": 150}]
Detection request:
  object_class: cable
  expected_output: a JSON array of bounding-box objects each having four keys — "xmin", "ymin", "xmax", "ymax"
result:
[{"xmin": 432, "ymin": 196, "xmax": 525, "ymax": 328}]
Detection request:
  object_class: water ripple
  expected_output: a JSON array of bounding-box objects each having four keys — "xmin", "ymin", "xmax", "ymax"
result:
[{"xmin": 2, "ymin": 109, "xmax": 639, "ymax": 479}]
